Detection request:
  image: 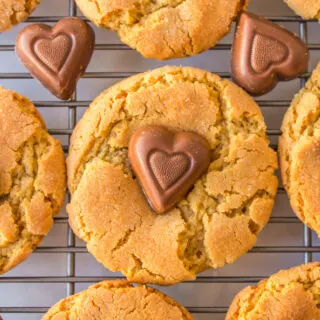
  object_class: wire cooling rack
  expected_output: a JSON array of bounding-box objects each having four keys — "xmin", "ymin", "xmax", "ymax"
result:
[{"xmin": 0, "ymin": 0, "xmax": 320, "ymax": 319}]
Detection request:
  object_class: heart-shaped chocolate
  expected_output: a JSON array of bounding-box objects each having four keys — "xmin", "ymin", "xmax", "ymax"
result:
[
  {"xmin": 16, "ymin": 18, "xmax": 95, "ymax": 100},
  {"xmin": 231, "ymin": 11, "xmax": 309, "ymax": 96},
  {"xmin": 128, "ymin": 126, "xmax": 211, "ymax": 214},
  {"xmin": 34, "ymin": 35, "xmax": 72, "ymax": 73}
]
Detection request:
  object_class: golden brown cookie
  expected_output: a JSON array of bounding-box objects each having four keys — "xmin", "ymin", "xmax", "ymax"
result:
[
  {"xmin": 67, "ymin": 66, "xmax": 278, "ymax": 285},
  {"xmin": 0, "ymin": 87, "xmax": 66, "ymax": 274},
  {"xmin": 0, "ymin": 0, "xmax": 41, "ymax": 32},
  {"xmin": 279, "ymin": 62, "xmax": 320, "ymax": 236},
  {"xmin": 284, "ymin": 0, "xmax": 320, "ymax": 20},
  {"xmin": 42, "ymin": 280, "xmax": 193, "ymax": 319},
  {"xmin": 75, "ymin": 0, "xmax": 248, "ymax": 60},
  {"xmin": 226, "ymin": 262, "xmax": 320, "ymax": 320}
]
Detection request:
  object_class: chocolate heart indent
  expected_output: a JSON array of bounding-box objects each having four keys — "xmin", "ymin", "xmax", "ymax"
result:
[
  {"xmin": 232, "ymin": 12, "xmax": 308, "ymax": 96},
  {"xmin": 251, "ymin": 33, "xmax": 288, "ymax": 73},
  {"xmin": 149, "ymin": 151, "xmax": 190, "ymax": 190},
  {"xmin": 16, "ymin": 18, "xmax": 95, "ymax": 100},
  {"xmin": 128, "ymin": 126, "xmax": 211, "ymax": 214},
  {"xmin": 34, "ymin": 35, "xmax": 72, "ymax": 73}
]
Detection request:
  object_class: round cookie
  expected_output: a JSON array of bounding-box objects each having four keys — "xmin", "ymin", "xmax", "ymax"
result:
[
  {"xmin": 75, "ymin": 0, "xmax": 248, "ymax": 60},
  {"xmin": 279, "ymin": 62, "xmax": 320, "ymax": 236},
  {"xmin": 67, "ymin": 66, "xmax": 278, "ymax": 285},
  {"xmin": 284, "ymin": 0, "xmax": 320, "ymax": 20},
  {"xmin": 226, "ymin": 262, "xmax": 320, "ymax": 320},
  {"xmin": 0, "ymin": 87, "xmax": 66, "ymax": 274},
  {"xmin": 43, "ymin": 280, "xmax": 193, "ymax": 319},
  {"xmin": 0, "ymin": 0, "xmax": 41, "ymax": 32}
]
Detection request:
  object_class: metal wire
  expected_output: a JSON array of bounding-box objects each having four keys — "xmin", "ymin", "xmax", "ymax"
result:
[{"xmin": 0, "ymin": 0, "xmax": 318, "ymax": 317}]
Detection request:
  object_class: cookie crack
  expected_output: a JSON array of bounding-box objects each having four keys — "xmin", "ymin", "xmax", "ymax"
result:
[
  {"xmin": 88, "ymin": 0, "xmax": 102, "ymax": 15},
  {"xmin": 175, "ymin": 82, "xmax": 232, "ymax": 273},
  {"xmin": 101, "ymin": 0, "xmax": 187, "ymax": 30},
  {"xmin": 111, "ymin": 226, "xmax": 137, "ymax": 254},
  {"xmin": 130, "ymin": 253, "xmax": 166, "ymax": 281},
  {"xmin": 175, "ymin": 12, "xmax": 194, "ymax": 55},
  {"xmin": 0, "ymin": 129, "xmax": 60, "ymax": 273}
]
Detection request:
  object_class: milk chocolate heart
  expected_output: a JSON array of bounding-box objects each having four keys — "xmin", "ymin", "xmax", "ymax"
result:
[
  {"xmin": 16, "ymin": 18, "xmax": 95, "ymax": 100},
  {"xmin": 128, "ymin": 126, "xmax": 211, "ymax": 214},
  {"xmin": 231, "ymin": 12, "xmax": 309, "ymax": 96}
]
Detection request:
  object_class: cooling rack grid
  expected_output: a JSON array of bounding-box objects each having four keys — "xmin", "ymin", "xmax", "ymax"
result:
[{"xmin": 0, "ymin": 0, "xmax": 320, "ymax": 319}]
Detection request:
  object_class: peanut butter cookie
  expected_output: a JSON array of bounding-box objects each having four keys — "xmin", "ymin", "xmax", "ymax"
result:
[
  {"xmin": 0, "ymin": 0, "xmax": 41, "ymax": 32},
  {"xmin": 279, "ymin": 62, "xmax": 320, "ymax": 236},
  {"xmin": 226, "ymin": 262, "xmax": 320, "ymax": 320},
  {"xmin": 67, "ymin": 66, "xmax": 278, "ymax": 285},
  {"xmin": 284, "ymin": 0, "xmax": 320, "ymax": 20},
  {"xmin": 75, "ymin": 0, "xmax": 248, "ymax": 60},
  {"xmin": 42, "ymin": 280, "xmax": 193, "ymax": 319},
  {"xmin": 0, "ymin": 87, "xmax": 66, "ymax": 274}
]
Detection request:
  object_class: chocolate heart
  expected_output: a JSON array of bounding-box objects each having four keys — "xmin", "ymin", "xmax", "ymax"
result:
[
  {"xmin": 231, "ymin": 12, "xmax": 309, "ymax": 96},
  {"xmin": 16, "ymin": 18, "xmax": 95, "ymax": 100},
  {"xmin": 128, "ymin": 126, "xmax": 211, "ymax": 214},
  {"xmin": 150, "ymin": 151, "xmax": 190, "ymax": 190}
]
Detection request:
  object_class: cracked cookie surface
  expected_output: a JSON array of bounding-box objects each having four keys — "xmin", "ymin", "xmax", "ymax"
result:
[
  {"xmin": 0, "ymin": 0, "xmax": 41, "ymax": 32},
  {"xmin": 75, "ymin": 0, "xmax": 248, "ymax": 60},
  {"xmin": 0, "ymin": 87, "xmax": 66, "ymax": 274},
  {"xmin": 226, "ymin": 262, "xmax": 320, "ymax": 320},
  {"xmin": 42, "ymin": 280, "xmax": 193, "ymax": 319},
  {"xmin": 284, "ymin": 0, "xmax": 320, "ymax": 20},
  {"xmin": 279, "ymin": 62, "xmax": 320, "ymax": 236},
  {"xmin": 67, "ymin": 66, "xmax": 278, "ymax": 285}
]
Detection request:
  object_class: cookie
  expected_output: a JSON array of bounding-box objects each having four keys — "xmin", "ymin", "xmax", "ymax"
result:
[
  {"xmin": 0, "ymin": 87, "xmax": 66, "ymax": 274},
  {"xmin": 279, "ymin": 62, "xmax": 320, "ymax": 236},
  {"xmin": 67, "ymin": 66, "xmax": 278, "ymax": 285},
  {"xmin": 0, "ymin": 0, "xmax": 41, "ymax": 32},
  {"xmin": 226, "ymin": 262, "xmax": 320, "ymax": 320},
  {"xmin": 75, "ymin": 0, "xmax": 248, "ymax": 60},
  {"xmin": 284, "ymin": 0, "xmax": 320, "ymax": 20},
  {"xmin": 42, "ymin": 280, "xmax": 193, "ymax": 319}
]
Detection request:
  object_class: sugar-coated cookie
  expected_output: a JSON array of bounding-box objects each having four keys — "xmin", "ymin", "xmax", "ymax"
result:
[
  {"xmin": 0, "ymin": 87, "xmax": 66, "ymax": 274},
  {"xmin": 75, "ymin": 0, "xmax": 248, "ymax": 60},
  {"xmin": 279, "ymin": 62, "xmax": 320, "ymax": 236},
  {"xmin": 0, "ymin": 0, "xmax": 41, "ymax": 32},
  {"xmin": 226, "ymin": 262, "xmax": 320, "ymax": 320},
  {"xmin": 67, "ymin": 66, "xmax": 278, "ymax": 285},
  {"xmin": 284, "ymin": 0, "xmax": 320, "ymax": 20},
  {"xmin": 42, "ymin": 280, "xmax": 193, "ymax": 319}
]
